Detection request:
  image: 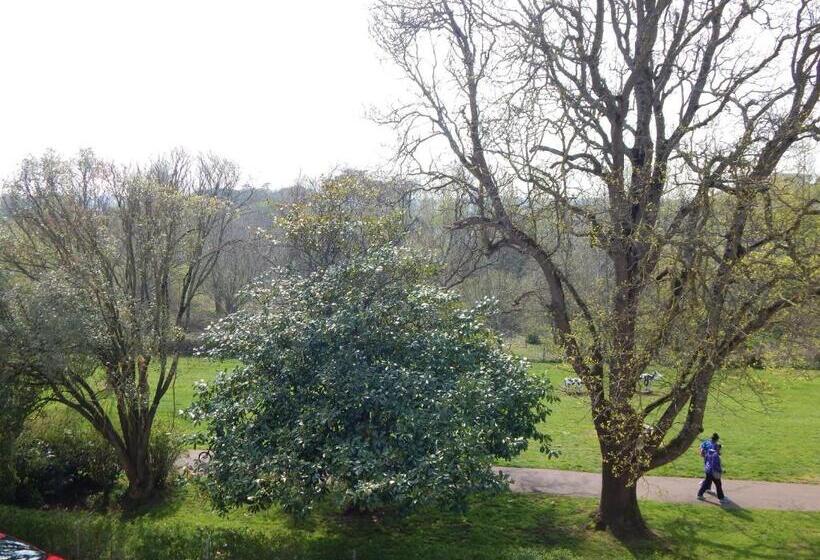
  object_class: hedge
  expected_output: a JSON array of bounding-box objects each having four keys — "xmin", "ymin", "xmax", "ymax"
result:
[{"xmin": 0, "ymin": 506, "xmax": 279, "ymax": 560}]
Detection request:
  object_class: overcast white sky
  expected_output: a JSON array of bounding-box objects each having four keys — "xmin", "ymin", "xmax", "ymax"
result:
[
  {"xmin": 1, "ymin": 1, "xmax": 816, "ymax": 189},
  {"xmin": 0, "ymin": 0, "xmax": 405, "ymax": 188}
]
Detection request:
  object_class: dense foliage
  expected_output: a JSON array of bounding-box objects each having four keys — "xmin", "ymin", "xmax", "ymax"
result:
[
  {"xmin": 13, "ymin": 413, "xmax": 122, "ymax": 508},
  {"xmin": 0, "ymin": 150, "xmax": 242, "ymax": 503},
  {"xmin": 190, "ymin": 249, "xmax": 553, "ymax": 514},
  {"xmin": 0, "ymin": 277, "xmax": 42, "ymax": 502}
]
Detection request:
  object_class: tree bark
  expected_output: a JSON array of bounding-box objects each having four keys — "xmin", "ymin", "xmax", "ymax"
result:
[
  {"xmin": 122, "ymin": 443, "xmax": 156, "ymax": 506},
  {"xmin": 124, "ymin": 461, "xmax": 155, "ymax": 505},
  {"xmin": 595, "ymin": 460, "xmax": 652, "ymax": 540}
]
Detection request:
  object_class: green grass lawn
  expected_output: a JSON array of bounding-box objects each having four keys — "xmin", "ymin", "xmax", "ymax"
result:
[
  {"xmin": 152, "ymin": 356, "xmax": 819, "ymax": 483},
  {"xmin": 506, "ymin": 363, "xmax": 820, "ymax": 483},
  {"xmin": 1, "ymin": 487, "xmax": 817, "ymax": 560},
  {"xmin": 39, "ymin": 353, "xmax": 817, "ymax": 483},
  {"xmin": 147, "ymin": 357, "xmax": 240, "ymax": 435}
]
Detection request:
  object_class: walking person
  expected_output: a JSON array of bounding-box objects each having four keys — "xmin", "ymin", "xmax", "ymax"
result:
[
  {"xmin": 699, "ymin": 432, "xmax": 719, "ymax": 494},
  {"xmin": 698, "ymin": 444, "xmax": 729, "ymax": 505}
]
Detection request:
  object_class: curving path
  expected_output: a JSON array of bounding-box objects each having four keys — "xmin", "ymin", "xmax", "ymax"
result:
[
  {"xmin": 495, "ymin": 466, "xmax": 820, "ymax": 511},
  {"xmin": 177, "ymin": 451, "xmax": 820, "ymax": 511}
]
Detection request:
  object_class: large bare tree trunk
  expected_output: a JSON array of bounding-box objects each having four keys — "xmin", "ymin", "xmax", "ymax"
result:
[
  {"xmin": 372, "ymin": 0, "xmax": 819, "ymax": 541},
  {"xmin": 120, "ymin": 436, "xmax": 155, "ymax": 505},
  {"xmin": 596, "ymin": 460, "xmax": 650, "ymax": 540}
]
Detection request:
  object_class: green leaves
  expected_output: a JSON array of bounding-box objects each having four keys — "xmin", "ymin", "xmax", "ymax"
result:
[{"xmin": 191, "ymin": 248, "xmax": 554, "ymax": 515}]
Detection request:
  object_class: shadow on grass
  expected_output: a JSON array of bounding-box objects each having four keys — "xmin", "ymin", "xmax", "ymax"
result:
[
  {"xmin": 3, "ymin": 489, "xmax": 817, "ymax": 560},
  {"xmin": 645, "ymin": 501, "xmax": 818, "ymax": 560},
  {"xmin": 117, "ymin": 485, "xmax": 189, "ymax": 522},
  {"xmin": 282, "ymin": 493, "xmax": 599, "ymax": 560}
]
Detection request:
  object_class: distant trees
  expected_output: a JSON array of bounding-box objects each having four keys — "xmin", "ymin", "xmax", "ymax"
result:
[
  {"xmin": 374, "ymin": 0, "xmax": 819, "ymax": 537},
  {"xmin": 208, "ymin": 189, "xmax": 273, "ymax": 318},
  {"xmin": 0, "ymin": 150, "xmax": 243, "ymax": 503},
  {"xmin": 268, "ymin": 171, "xmax": 413, "ymax": 273},
  {"xmin": 203, "ymin": 168, "xmax": 556, "ymax": 336},
  {"xmin": 190, "ymin": 248, "xmax": 553, "ymax": 514}
]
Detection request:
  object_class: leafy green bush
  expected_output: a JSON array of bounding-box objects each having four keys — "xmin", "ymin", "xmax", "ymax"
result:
[
  {"xmin": 0, "ymin": 387, "xmax": 39, "ymax": 503},
  {"xmin": 190, "ymin": 248, "xmax": 554, "ymax": 515},
  {"xmin": 13, "ymin": 412, "xmax": 122, "ymax": 508},
  {"xmin": 0, "ymin": 275, "xmax": 44, "ymax": 503},
  {"xmin": 525, "ymin": 333, "xmax": 542, "ymax": 345},
  {"xmin": 149, "ymin": 428, "xmax": 185, "ymax": 492}
]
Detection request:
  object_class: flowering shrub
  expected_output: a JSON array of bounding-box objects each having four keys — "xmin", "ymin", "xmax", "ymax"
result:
[{"xmin": 190, "ymin": 248, "xmax": 554, "ymax": 514}]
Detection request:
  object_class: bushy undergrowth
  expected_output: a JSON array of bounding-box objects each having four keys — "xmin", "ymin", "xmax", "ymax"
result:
[
  {"xmin": 148, "ymin": 428, "xmax": 186, "ymax": 493},
  {"xmin": 13, "ymin": 412, "xmax": 122, "ymax": 508},
  {"xmin": 1, "ymin": 492, "xmax": 817, "ymax": 560},
  {"xmin": 0, "ymin": 506, "xmax": 271, "ymax": 560},
  {"xmin": 9, "ymin": 412, "xmax": 184, "ymax": 509}
]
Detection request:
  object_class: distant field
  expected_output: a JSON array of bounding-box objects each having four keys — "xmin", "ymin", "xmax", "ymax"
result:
[
  {"xmin": 508, "ymin": 362, "xmax": 820, "ymax": 483},
  {"xmin": 33, "ymin": 357, "xmax": 239, "ymax": 438},
  {"xmin": 152, "ymin": 354, "xmax": 819, "ymax": 483},
  {"xmin": 148, "ymin": 356, "xmax": 240, "ymax": 435}
]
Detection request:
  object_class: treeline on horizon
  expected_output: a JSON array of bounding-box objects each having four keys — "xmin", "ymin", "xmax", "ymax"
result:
[{"xmin": 0, "ymin": 150, "xmax": 816, "ymax": 369}]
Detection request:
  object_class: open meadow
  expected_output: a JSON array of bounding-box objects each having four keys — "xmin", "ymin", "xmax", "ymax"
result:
[{"xmin": 140, "ymin": 355, "xmax": 820, "ymax": 483}]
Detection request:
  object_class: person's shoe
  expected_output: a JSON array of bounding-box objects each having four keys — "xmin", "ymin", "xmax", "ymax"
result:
[
  {"xmin": 719, "ymin": 498, "xmax": 730, "ymax": 505},
  {"xmin": 697, "ymin": 495, "xmax": 705, "ymax": 501}
]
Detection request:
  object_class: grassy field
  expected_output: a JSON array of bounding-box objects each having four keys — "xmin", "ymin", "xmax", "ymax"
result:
[
  {"xmin": 1, "ymin": 487, "xmax": 818, "ymax": 560},
  {"xmin": 508, "ymin": 362, "xmax": 820, "ymax": 483},
  {"xmin": 14, "ymin": 352, "xmax": 820, "ymax": 559},
  {"xmin": 148, "ymin": 355, "xmax": 819, "ymax": 483},
  {"xmin": 147, "ymin": 357, "xmax": 240, "ymax": 435}
]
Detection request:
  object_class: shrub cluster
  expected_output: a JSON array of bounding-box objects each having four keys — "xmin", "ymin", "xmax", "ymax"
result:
[
  {"xmin": 12, "ymin": 413, "xmax": 122, "ymax": 508},
  {"xmin": 525, "ymin": 333, "xmax": 542, "ymax": 345},
  {"xmin": 149, "ymin": 428, "xmax": 186, "ymax": 493},
  {"xmin": 0, "ymin": 502, "xmax": 583, "ymax": 560},
  {"xmin": 190, "ymin": 249, "xmax": 554, "ymax": 515}
]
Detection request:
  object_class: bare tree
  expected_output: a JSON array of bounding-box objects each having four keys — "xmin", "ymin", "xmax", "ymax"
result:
[
  {"xmin": 0, "ymin": 150, "xmax": 241, "ymax": 503},
  {"xmin": 373, "ymin": 0, "xmax": 819, "ymax": 537},
  {"xmin": 202, "ymin": 185, "xmax": 272, "ymax": 319}
]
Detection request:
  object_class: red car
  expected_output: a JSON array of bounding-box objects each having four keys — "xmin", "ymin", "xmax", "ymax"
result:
[{"xmin": 0, "ymin": 532, "xmax": 63, "ymax": 560}]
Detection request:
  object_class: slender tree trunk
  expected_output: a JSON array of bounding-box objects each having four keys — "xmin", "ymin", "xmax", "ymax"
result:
[{"xmin": 595, "ymin": 459, "xmax": 652, "ymax": 540}]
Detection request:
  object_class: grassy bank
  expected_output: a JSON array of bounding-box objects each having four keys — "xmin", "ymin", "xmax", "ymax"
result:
[{"xmin": 1, "ymin": 488, "xmax": 817, "ymax": 560}]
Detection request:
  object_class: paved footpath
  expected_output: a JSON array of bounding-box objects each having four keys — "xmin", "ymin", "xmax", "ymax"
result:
[
  {"xmin": 495, "ymin": 466, "xmax": 820, "ymax": 511},
  {"xmin": 178, "ymin": 451, "xmax": 820, "ymax": 511}
]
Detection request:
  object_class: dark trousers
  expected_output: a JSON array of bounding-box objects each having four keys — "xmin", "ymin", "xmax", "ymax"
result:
[{"xmin": 698, "ymin": 473, "xmax": 724, "ymax": 499}]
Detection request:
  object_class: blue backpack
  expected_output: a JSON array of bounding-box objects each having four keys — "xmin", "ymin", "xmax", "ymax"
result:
[
  {"xmin": 699, "ymin": 440, "xmax": 713, "ymax": 458},
  {"xmin": 705, "ymin": 449, "xmax": 722, "ymax": 476}
]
